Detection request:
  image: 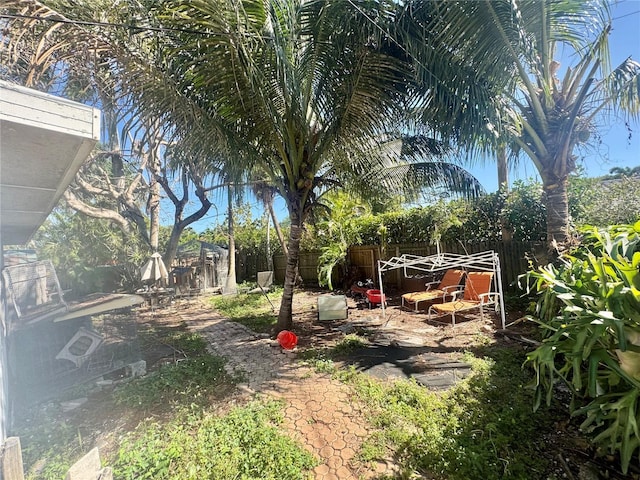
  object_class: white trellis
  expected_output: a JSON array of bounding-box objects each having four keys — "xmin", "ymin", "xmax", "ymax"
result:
[{"xmin": 376, "ymin": 250, "xmax": 506, "ymax": 329}]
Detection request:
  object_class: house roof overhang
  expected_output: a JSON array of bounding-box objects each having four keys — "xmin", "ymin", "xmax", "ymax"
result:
[{"xmin": 0, "ymin": 80, "xmax": 100, "ymax": 245}]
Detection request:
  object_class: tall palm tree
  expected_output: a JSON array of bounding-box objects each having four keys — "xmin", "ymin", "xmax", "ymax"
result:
[
  {"xmin": 1, "ymin": 0, "xmax": 497, "ymax": 332},
  {"xmin": 403, "ymin": 0, "xmax": 640, "ymax": 251},
  {"xmin": 121, "ymin": 0, "xmax": 473, "ymax": 332}
]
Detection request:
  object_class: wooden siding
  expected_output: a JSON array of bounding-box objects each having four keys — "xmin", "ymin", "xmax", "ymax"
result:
[{"xmin": 0, "ymin": 80, "xmax": 99, "ymax": 139}]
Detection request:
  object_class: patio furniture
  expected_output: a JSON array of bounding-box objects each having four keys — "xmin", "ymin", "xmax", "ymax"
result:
[
  {"xmin": 427, "ymin": 271, "xmax": 499, "ymax": 326},
  {"xmin": 401, "ymin": 269, "xmax": 465, "ymax": 312}
]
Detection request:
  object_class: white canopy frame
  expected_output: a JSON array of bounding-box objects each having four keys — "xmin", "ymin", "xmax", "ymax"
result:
[{"xmin": 376, "ymin": 250, "xmax": 506, "ymax": 329}]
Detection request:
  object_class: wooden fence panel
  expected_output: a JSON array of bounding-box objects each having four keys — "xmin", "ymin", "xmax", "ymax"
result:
[
  {"xmin": 348, "ymin": 246, "xmax": 380, "ymax": 280},
  {"xmin": 273, "ymin": 251, "xmax": 321, "ymax": 285},
  {"xmin": 273, "ymin": 241, "xmax": 545, "ymax": 291}
]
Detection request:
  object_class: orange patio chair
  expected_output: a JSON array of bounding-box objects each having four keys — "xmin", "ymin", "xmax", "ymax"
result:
[
  {"xmin": 427, "ymin": 271, "xmax": 499, "ymax": 326},
  {"xmin": 401, "ymin": 269, "xmax": 466, "ymax": 312}
]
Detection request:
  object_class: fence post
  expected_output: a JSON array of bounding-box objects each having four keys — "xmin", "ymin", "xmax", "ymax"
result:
[{"xmin": 1, "ymin": 437, "xmax": 25, "ymax": 480}]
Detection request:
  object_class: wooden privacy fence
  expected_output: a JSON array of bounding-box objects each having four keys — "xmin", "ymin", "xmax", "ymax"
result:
[
  {"xmin": 273, "ymin": 241, "xmax": 546, "ymax": 291},
  {"xmin": 273, "ymin": 251, "xmax": 322, "ymax": 285}
]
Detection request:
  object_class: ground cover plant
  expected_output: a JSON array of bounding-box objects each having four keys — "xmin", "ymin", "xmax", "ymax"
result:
[
  {"xmin": 209, "ymin": 287, "xmax": 283, "ymax": 333},
  {"xmin": 15, "ymin": 317, "xmax": 317, "ymax": 480},
  {"xmin": 316, "ymin": 346, "xmax": 564, "ymax": 480},
  {"xmin": 14, "ymin": 286, "xmax": 634, "ymax": 479},
  {"xmin": 525, "ymin": 222, "xmax": 640, "ymax": 474},
  {"xmin": 114, "ymin": 400, "xmax": 317, "ymax": 480}
]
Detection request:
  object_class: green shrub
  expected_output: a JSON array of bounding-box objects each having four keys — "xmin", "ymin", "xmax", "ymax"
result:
[{"xmin": 523, "ymin": 222, "xmax": 640, "ymax": 474}]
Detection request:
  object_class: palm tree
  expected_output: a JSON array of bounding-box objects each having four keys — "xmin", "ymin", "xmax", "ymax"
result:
[
  {"xmin": 1, "ymin": 0, "xmax": 500, "ymax": 332},
  {"xmin": 403, "ymin": 0, "xmax": 640, "ymax": 251},
  {"xmin": 118, "ymin": 0, "xmax": 473, "ymax": 332},
  {"xmin": 251, "ymin": 178, "xmax": 288, "ymax": 260}
]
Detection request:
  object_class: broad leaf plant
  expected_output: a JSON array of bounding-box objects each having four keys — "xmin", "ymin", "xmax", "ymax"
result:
[{"xmin": 524, "ymin": 221, "xmax": 640, "ymax": 473}]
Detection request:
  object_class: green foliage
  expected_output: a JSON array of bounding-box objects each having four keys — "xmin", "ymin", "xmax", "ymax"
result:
[
  {"xmin": 332, "ymin": 334, "xmax": 368, "ymax": 355},
  {"xmin": 209, "ymin": 288, "xmax": 282, "ymax": 333},
  {"xmin": 113, "ymin": 400, "xmax": 317, "ymax": 479},
  {"xmin": 201, "ymin": 202, "xmax": 283, "ymax": 256},
  {"xmin": 304, "ymin": 192, "xmax": 372, "ymax": 288},
  {"xmin": 113, "ymin": 353, "xmax": 233, "ymax": 410},
  {"xmin": 18, "ymin": 406, "xmax": 81, "ymax": 480},
  {"xmin": 523, "ymin": 222, "xmax": 640, "ymax": 473},
  {"xmin": 341, "ymin": 348, "xmax": 556, "ymax": 479},
  {"xmin": 569, "ymin": 173, "xmax": 640, "ymax": 227},
  {"xmin": 32, "ymin": 208, "xmax": 148, "ymax": 296},
  {"xmin": 139, "ymin": 329, "xmax": 208, "ymax": 358},
  {"xmin": 500, "ymin": 181, "xmax": 547, "ymax": 241},
  {"xmin": 170, "ymin": 331, "xmax": 209, "ymax": 356},
  {"xmin": 303, "ymin": 180, "xmax": 548, "ymax": 251}
]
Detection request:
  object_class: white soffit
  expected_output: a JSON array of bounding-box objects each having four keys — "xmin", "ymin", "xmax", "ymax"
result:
[{"xmin": 0, "ymin": 80, "xmax": 100, "ymax": 244}]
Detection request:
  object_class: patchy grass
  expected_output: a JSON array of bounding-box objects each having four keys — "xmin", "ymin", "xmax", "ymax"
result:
[
  {"xmin": 114, "ymin": 400, "xmax": 317, "ymax": 480},
  {"xmin": 209, "ymin": 287, "xmax": 283, "ymax": 333},
  {"xmin": 114, "ymin": 329, "xmax": 236, "ymax": 411},
  {"xmin": 113, "ymin": 354, "xmax": 236, "ymax": 411},
  {"xmin": 332, "ymin": 333, "xmax": 369, "ymax": 355},
  {"xmin": 299, "ymin": 333, "xmax": 369, "ymax": 368},
  {"xmin": 19, "ymin": 405, "xmax": 83, "ymax": 480},
  {"xmin": 331, "ymin": 346, "xmax": 563, "ymax": 479},
  {"xmin": 15, "ymin": 329, "xmax": 316, "ymax": 480}
]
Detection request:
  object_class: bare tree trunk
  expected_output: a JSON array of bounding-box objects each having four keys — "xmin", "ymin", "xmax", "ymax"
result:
[
  {"xmin": 224, "ymin": 185, "xmax": 238, "ymax": 295},
  {"xmin": 161, "ymin": 176, "xmax": 211, "ymax": 269},
  {"xmin": 148, "ymin": 174, "xmax": 160, "ymax": 251},
  {"xmin": 147, "ymin": 124, "xmax": 163, "ymax": 252}
]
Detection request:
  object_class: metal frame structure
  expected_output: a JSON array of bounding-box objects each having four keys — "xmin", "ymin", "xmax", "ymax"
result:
[{"xmin": 376, "ymin": 250, "xmax": 506, "ymax": 328}]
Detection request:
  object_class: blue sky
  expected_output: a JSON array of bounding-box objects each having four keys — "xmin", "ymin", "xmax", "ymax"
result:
[{"xmin": 185, "ymin": 0, "xmax": 640, "ymax": 231}]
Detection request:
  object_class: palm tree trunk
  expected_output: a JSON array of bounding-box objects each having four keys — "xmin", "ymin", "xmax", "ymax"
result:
[
  {"xmin": 268, "ymin": 200, "xmax": 288, "ymax": 258},
  {"xmin": 497, "ymin": 144, "xmax": 509, "ymax": 191},
  {"xmin": 224, "ymin": 185, "xmax": 238, "ymax": 295},
  {"xmin": 497, "ymin": 144, "xmax": 513, "ymax": 241},
  {"xmin": 265, "ymin": 211, "xmax": 273, "ymax": 271},
  {"xmin": 543, "ymin": 176, "xmax": 571, "ymax": 252},
  {"xmin": 275, "ymin": 205, "xmax": 303, "ymax": 333}
]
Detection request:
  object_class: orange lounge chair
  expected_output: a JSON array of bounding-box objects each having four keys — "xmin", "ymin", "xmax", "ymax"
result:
[
  {"xmin": 427, "ymin": 271, "xmax": 499, "ymax": 326},
  {"xmin": 401, "ymin": 269, "xmax": 466, "ymax": 312}
]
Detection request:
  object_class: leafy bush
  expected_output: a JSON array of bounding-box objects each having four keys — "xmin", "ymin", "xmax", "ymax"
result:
[
  {"xmin": 523, "ymin": 222, "xmax": 640, "ymax": 473},
  {"xmin": 569, "ymin": 173, "xmax": 640, "ymax": 227},
  {"xmin": 114, "ymin": 400, "xmax": 317, "ymax": 479}
]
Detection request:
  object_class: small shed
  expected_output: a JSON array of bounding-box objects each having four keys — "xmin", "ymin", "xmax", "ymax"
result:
[
  {"xmin": 174, "ymin": 240, "xmax": 228, "ymax": 292},
  {"xmin": 376, "ymin": 250, "xmax": 506, "ymax": 328}
]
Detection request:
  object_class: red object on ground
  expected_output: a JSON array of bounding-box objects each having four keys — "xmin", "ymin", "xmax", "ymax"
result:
[
  {"xmin": 277, "ymin": 330, "xmax": 298, "ymax": 350},
  {"xmin": 365, "ymin": 289, "xmax": 386, "ymax": 305}
]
